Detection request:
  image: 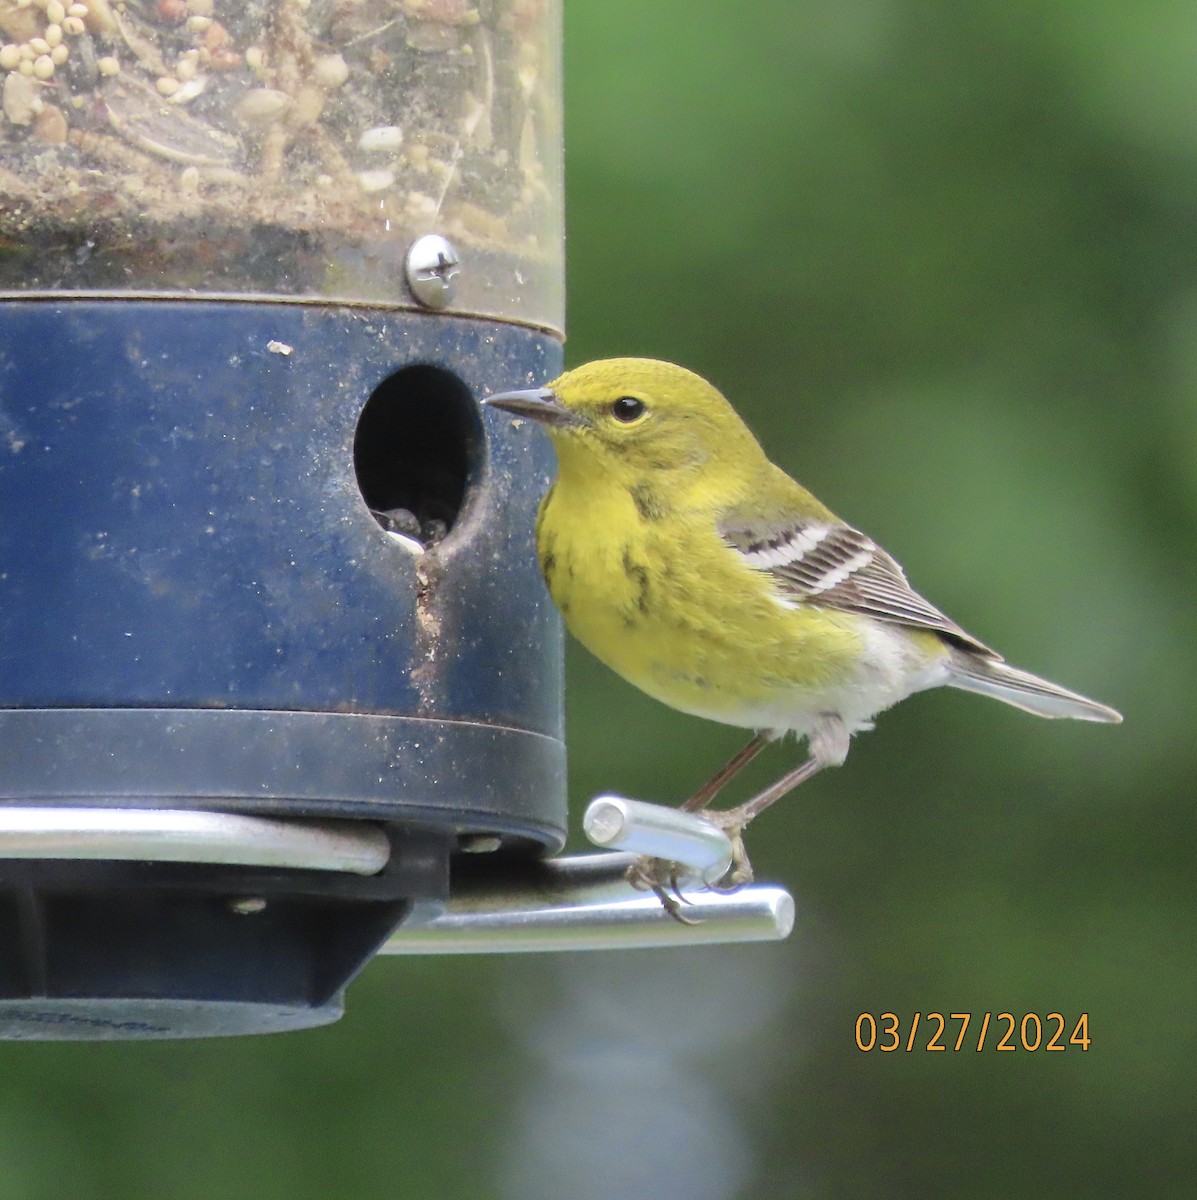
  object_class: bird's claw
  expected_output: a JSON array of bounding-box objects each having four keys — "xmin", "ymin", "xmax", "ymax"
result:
[
  {"xmin": 623, "ymin": 823, "xmax": 756, "ymax": 919},
  {"xmin": 698, "ymin": 810, "xmax": 756, "ymax": 891},
  {"xmin": 625, "ymin": 856, "xmax": 701, "ymax": 925},
  {"xmin": 705, "ymin": 858, "xmax": 754, "ymax": 893}
]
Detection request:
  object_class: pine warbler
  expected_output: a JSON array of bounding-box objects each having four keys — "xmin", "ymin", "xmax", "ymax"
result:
[{"xmin": 487, "ymin": 358, "xmax": 1121, "ymax": 902}]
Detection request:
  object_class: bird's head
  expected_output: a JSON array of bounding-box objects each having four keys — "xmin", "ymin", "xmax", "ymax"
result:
[{"xmin": 486, "ymin": 358, "xmax": 764, "ymax": 490}]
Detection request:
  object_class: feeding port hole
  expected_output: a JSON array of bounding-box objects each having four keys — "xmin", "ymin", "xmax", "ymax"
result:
[{"xmin": 353, "ymin": 365, "xmax": 483, "ymax": 549}]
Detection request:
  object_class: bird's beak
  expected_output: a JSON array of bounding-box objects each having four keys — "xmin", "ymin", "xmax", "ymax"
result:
[{"xmin": 484, "ymin": 387, "xmax": 586, "ymax": 429}]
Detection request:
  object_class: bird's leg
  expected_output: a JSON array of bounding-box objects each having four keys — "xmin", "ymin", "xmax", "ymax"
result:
[
  {"xmin": 681, "ymin": 731, "xmax": 771, "ymax": 812},
  {"xmin": 724, "ymin": 753, "xmax": 827, "ymax": 827},
  {"xmin": 701, "ymin": 759, "xmax": 823, "ymax": 891},
  {"xmin": 624, "ymin": 731, "xmax": 770, "ymax": 914},
  {"xmin": 704, "ymin": 717, "xmax": 851, "ymax": 889},
  {"xmin": 629, "ymin": 722, "xmax": 847, "ymax": 915}
]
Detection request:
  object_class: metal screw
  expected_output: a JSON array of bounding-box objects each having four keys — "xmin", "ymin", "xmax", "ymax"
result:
[{"xmin": 405, "ymin": 234, "xmax": 461, "ymax": 309}]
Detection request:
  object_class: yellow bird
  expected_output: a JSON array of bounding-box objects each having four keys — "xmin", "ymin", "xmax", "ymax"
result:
[{"xmin": 487, "ymin": 359, "xmax": 1121, "ymax": 903}]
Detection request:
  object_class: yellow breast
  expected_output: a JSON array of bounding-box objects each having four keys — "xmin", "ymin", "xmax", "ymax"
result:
[{"xmin": 535, "ymin": 479, "xmax": 868, "ymax": 727}]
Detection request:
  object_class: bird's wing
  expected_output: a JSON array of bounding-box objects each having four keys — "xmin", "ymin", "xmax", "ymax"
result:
[{"xmin": 719, "ymin": 513, "xmax": 997, "ymax": 657}]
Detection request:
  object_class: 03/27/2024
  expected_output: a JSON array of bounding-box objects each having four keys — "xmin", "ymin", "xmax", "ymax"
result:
[{"xmin": 855, "ymin": 1012, "xmax": 1092, "ymax": 1053}]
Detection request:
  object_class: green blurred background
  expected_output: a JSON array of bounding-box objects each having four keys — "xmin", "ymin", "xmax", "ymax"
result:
[{"xmin": 2, "ymin": 1, "xmax": 1194, "ymax": 1196}]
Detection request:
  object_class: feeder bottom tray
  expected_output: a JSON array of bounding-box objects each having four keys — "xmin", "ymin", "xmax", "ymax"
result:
[{"xmin": 0, "ymin": 811, "xmax": 447, "ymax": 1040}]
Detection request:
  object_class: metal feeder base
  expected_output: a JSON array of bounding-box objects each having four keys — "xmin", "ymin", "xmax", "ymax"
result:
[{"xmin": 0, "ymin": 810, "xmax": 445, "ymax": 1040}]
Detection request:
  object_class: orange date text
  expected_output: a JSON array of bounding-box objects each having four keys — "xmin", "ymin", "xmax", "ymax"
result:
[{"xmin": 854, "ymin": 1012, "xmax": 1090, "ymax": 1052}]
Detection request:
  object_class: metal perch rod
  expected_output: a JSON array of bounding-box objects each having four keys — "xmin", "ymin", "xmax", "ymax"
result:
[
  {"xmin": 383, "ymin": 797, "xmax": 791, "ymax": 953},
  {"xmin": 582, "ymin": 794, "xmax": 734, "ymax": 884},
  {"xmin": 379, "ymin": 852, "xmax": 794, "ymax": 954}
]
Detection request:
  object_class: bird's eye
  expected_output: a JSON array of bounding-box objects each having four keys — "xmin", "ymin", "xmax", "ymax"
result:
[{"xmin": 610, "ymin": 396, "xmax": 646, "ymax": 423}]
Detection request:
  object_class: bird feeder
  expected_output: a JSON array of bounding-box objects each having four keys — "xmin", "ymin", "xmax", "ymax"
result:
[{"xmin": 0, "ymin": 0, "xmax": 790, "ymax": 1040}]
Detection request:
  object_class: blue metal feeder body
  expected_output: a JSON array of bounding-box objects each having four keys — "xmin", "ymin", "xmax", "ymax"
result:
[{"xmin": 0, "ymin": 300, "xmax": 565, "ymax": 1037}]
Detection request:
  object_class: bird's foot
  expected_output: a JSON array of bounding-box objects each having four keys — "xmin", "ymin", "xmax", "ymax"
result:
[
  {"xmin": 625, "ymin": 856, "xmax": 700, "ymax": 925},
  {"xmin": 624, "ymin": 806, "xmax": 758, "ymax": 917},
  {"xmin": 698, "ymin": 808, "xmax": 756, "ymax": 891}
]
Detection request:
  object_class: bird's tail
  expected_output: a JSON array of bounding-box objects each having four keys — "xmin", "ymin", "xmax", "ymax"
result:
[{"xmin": 945, "ymin": 654, "xmax": 1122, "ymax": 723}]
